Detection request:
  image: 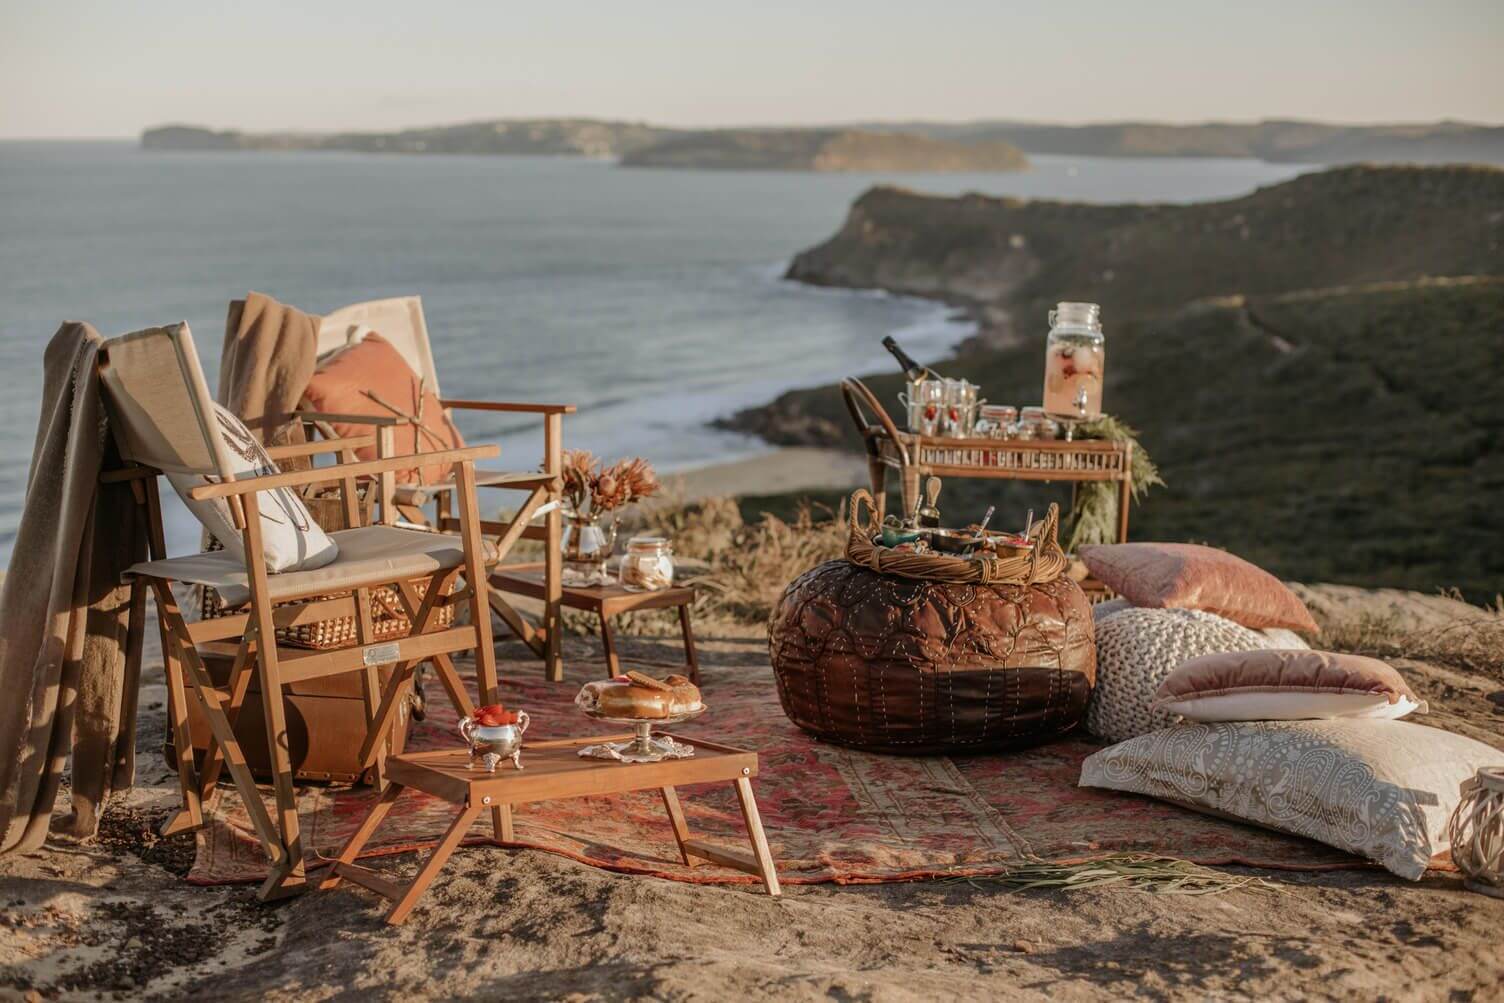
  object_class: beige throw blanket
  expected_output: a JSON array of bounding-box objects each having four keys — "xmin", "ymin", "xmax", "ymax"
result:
[
  {"xmin": 220, "ymin": 291, "xmax": 319, "ymax": 452},
  {"xmin": 0, "ymin": 323, "xmax": 145, "ymax": 853}
]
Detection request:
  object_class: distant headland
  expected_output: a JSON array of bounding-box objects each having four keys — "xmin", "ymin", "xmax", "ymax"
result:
[{"xmin": 140, "ymin": 117, "xmax": 1504, "ymax": 169}]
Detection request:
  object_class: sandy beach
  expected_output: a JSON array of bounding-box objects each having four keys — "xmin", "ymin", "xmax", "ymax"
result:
[{"xmin": 669, "ymin": 446, "xmax": 868, "ymax": 501}]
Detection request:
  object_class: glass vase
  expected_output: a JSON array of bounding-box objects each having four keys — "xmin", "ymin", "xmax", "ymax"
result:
[{"xmin": 561, "ymin": 509, "xmax": 617, "ymax": 586}]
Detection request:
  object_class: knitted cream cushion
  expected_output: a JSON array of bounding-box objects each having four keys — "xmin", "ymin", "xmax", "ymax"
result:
[{"xmin": 1087, "ymin": 607, "xmax": 1291, "ymax": 743}]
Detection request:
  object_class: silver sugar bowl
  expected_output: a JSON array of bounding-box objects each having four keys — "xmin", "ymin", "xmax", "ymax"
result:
[{"xmin": 458, "ymin": 711, "xmax": 530, "ymax": 772}]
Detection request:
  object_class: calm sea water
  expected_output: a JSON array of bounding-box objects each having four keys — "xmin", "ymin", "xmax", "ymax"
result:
[{"xmin": 0, "ymin": 142, "xmax": 1303, "ymax": 560}]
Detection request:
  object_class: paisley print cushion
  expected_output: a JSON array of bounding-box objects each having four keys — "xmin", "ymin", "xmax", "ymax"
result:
[{"xmin": 1080, "ymin": 719, "xmax": 1504, "ymax": 879}]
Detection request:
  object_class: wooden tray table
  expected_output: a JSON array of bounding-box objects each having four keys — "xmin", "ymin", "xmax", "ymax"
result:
[
  {"xmin": 490, "ymin": 562, "xmax": 700, "ymax": 681},
  {"xmin": 320, "ymin": 735, "xmax": 780, "ymax": 925}
]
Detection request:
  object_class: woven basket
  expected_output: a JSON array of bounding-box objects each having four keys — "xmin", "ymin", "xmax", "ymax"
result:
[
  {"xmin": 198, "ymin": 486, "xmax": 453, "ymax": 650},
  {"xmin": 201, "ymin": 578, "xmax": 454, "ymax": 650},
  {"xmin": 844, "ymin": 489, "xmax": 1068, "ymax": 586}
]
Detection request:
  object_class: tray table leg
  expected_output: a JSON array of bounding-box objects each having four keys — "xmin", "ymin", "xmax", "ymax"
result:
[
  {"xmin": 734, "ymin": 777, "xmax": 781, "ymax": 897},
  {"xmin": 492, "ymin": 803, "xmax": 514, "ymax": 843},
  {"xmin": 386, "ymin": 801, "xmax": 484, "ymax": 926},
  {"xmin": 660, "ymin": 787, "xmax": 698, "ymax": 867},
  {"xmin": 319, "ymin": 781, "xmax": 406, "ymax": 891}
]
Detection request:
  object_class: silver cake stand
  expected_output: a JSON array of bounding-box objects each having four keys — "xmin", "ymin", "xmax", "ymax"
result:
[{"xmin": 580, "ymin": 707, "xmax": 704, "ymax": 763}]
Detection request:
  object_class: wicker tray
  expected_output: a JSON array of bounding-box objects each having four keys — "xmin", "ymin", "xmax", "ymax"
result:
[
  {"xmin": 201, "ymin": 578, "xmax": 454, "ymax": 650},
  {"xmin": 844, "ymin": 490, "xmax": 1068, "ymax": 586}
]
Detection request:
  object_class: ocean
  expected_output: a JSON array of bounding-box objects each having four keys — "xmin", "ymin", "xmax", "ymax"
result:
[{"xmin": 0, "ymin": 141, "xmax": 1304, "ymax": 561}]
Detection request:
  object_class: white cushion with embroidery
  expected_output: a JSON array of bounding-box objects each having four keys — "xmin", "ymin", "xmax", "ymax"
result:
[{"xmin": 166, "ymin": 404, "xmax": 338, "ymax": 574}]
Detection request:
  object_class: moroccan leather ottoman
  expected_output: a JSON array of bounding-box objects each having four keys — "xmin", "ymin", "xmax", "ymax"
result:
[{"xmin": 768, "ymin": 561, "xmax": 1096, "ymax": 755}]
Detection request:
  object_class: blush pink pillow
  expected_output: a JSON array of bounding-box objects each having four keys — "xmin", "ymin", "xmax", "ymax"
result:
[
  {"xmin": 1154, "ymin": 649, "xmax": 1425, "ymax": 722},
  {"xmin": 1079, "ymin": 542, "xmax": 1319, "ymax": 634}
]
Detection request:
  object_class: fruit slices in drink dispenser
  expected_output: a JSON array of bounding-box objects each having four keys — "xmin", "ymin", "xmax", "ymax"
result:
[{"xmin": 1043, "ymin": 302, "xmax": 1106, "ymax": 419}]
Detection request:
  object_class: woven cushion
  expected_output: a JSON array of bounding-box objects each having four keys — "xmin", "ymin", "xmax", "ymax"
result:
[
  {"xmin": 1155, "ymin": 649, "xmax": 1426, "ymax": 722},
  {"xmin": 302, "ymin": 332, "xmax": 463, "ymax": 486},
  {"xmin": 166, "ymin": 404, "xmax": 338, "ymax": 575},
  {"xmin": 127, "ymin": 525, "xmax": 496, "ymax": 607},
  {"xmin": 1080, "ymin": 720, "xmax": 1504, "ymax": 879},
  {"xmin": 1079, "ymin": 542, "xmax": 1319, "ymax": 634},
  {"xmin": 1087, "ymin": 607, "xmax": 1285, "ymax": 743}
]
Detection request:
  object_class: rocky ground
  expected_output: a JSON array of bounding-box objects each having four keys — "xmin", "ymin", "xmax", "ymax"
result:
[{"xmin": 1, "ymin": 588, "xmax": 1501, "ymax": 1001}]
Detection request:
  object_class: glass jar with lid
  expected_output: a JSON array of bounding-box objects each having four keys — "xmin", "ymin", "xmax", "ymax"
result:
[
  {"xmin": 1043, "ymin": 302, "xmax": 1106, "ymax": 420},
  {"xmin": 619, "ymin": 535, "xmax": 675, "ymax": 592}
]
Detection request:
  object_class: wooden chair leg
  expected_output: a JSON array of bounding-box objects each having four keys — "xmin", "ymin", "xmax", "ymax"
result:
[
  {"xmin": 193, "ymin": 633, "xmax": 256, "ymax": 806},
  {"xmin": 114, "ymin": 578, "xmax": 148, "ymax": 783},
  {"xmin": 151, "ymin": 583, "xmax": 285, "ymax": 868},
  {"xmin": 599, "ymin": 614, "xmax": 621, "ymax": 678},
  {"xmin": 734, "ymin": 777, "xmax": 781, "ymax": 896},
  {"xmin": 240, "ymin": 494, "xmax": 306, "ymax": 899},
  {"xmin": 158, "ymin": 591, "xmax": 204, "ymax": 837},
  {"xmin": 677, "ymin": 605, "xmax": 701, "ymax": 685},
  {"xmin": 386, "ymin": 802, "xmax": 483, "ymax": 926},
  {"xmin": 660, "ymin": 787, "xmax": 697, "ymax": 867},
  {"xmin": 543, "ymin": 411, "xmax": 565, "ymax": 683},
  {"xmin": 454, "ymin": 463, "xmax": 500, "ymax": 707},
  {"xmin": 319, "ymin": 781, "xmax": 405, "ymax": 891}
]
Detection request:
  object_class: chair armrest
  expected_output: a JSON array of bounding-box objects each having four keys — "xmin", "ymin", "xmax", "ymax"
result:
[
  {"xmin": 440, "ymin": 399, "xmax": 576, "ymax": 415},
  {"xmin": 187, "ymin": 445, "xmax": 500, "ymax": 500},
  {"xmin": 297, "ymin": 410, "xmax": 405, "ymax": 427},
  {"xmin": 264, "ymin": 435, "xmax": 377, "ymax": 461}
]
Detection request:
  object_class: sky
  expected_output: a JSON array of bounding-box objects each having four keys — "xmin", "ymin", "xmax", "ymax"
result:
[{"xmin": 2, "ymin": 0, "xmax": 1501, "ymax": 138}]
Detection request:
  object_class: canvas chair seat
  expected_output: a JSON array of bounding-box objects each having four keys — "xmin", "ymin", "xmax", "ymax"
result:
[
  {"xmin": 392, "ymin": 468, "xmax": 553, "ymax": 508},
  {"xmin": 127, "ymin": 525, "xmax": 500, "ymax": 608}
]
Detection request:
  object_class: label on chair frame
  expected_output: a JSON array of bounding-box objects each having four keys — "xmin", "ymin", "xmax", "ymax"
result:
[{"xmin": 363, "ymin": 642, "xmax": 402, "ymax": 666}]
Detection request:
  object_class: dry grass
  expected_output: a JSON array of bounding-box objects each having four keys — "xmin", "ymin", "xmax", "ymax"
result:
[
  {"xmin": 568, "ymin": 494, "xmax": 847, "ymax": 638},
  {"xmin": 1319, "ymin": 590, "xmax": 1504, "ymax": 682}
]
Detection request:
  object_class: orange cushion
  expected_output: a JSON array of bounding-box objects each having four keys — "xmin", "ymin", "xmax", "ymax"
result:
[
  {"xmin": 303, "ymin": 332, "xmax": 462, "ymax": 485},
  {"xmin": 1079, "ymin": 542, "xmax": 1319, "ymax": 634}
]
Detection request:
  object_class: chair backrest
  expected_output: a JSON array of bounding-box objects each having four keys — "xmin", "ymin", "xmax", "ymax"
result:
[
  {"xmin": 98, "ymin": 322, "xmax": 237, "ymax": 478},
  {"xmin": 319, "ymin": 296, "xmax": 440, "ymax": 397}
]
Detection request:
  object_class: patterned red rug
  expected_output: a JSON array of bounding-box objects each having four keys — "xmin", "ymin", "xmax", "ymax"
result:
[{"xmin": 187, "ymin": 655, "xmax": 1359, "ymax": 887}]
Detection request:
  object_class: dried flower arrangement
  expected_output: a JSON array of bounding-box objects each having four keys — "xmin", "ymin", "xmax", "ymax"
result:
[{"xmin": 561, "ymin": 450, "xmax": 661, "ymax": 519}]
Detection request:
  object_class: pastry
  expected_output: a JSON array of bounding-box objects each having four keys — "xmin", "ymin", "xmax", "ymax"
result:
[{"xmin": 575, "ymin": 671, "xmax": 702, "ymax": 719}]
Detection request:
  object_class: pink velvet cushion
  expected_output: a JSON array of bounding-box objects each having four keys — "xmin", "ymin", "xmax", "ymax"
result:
[
  {"xmin": 1079, "ymin": 542, "xmax": 1319, "ymax": 634},
  {"xmin": 1155, "ymin": 649, "xmax": 1419, "ymax": 706}
]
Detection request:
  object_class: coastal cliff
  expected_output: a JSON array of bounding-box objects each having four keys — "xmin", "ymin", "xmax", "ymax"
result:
[
  {"xmin": 619, "ymin": 129, "xmax": 1027, "ymax": 172},
  {"xmin": 785, "ymin": 165, "xmax": 1504, "ymax": 343},
  {"xmin": 733, "ymin": 165, "xmax": 1504, "ymax": 599},
  {"xmin": 869, "ymin": 119, "xmax": 1504, "ymax": 165}
]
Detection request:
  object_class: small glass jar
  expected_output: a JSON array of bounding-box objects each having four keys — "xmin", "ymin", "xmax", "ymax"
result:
[
  {"xmin": 619, "ymin": 535, "xmax": 675, "ymax": 592},
  {"xmin": 1018, "ymin": 406, "xmax": 1060, "ymax": 441},
  {"xmin": 1043, "ymin": 302, "xmax": 1106, "ymax": 420},
  {"xmin": 978, "ymin": 405, "xmax": 1018, "ymax": 439}
]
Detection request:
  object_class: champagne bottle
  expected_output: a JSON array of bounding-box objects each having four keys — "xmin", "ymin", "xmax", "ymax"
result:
[{"xmin": 882, "ymin": 336, "xmax": 936, "ymax": 381}]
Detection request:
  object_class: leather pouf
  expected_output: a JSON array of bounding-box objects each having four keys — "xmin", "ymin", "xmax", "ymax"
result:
[{"xmin": 768, "ymin": 560, "xmax": 1096, "ymax": 755}]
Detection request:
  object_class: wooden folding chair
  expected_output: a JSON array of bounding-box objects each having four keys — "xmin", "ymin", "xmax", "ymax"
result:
[
  {"xmin": 307, "ymin": 297, "xmax": 574, "ymax": 681},
  {"xmin": 99, "ymin": 322, "xmax": 512, "ymax": 901}
]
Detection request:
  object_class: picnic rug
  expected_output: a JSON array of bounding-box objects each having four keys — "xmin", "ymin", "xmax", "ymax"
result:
[{"xmin": 186, "ymin": 656, "xmax": 1360, "ymax": 886}]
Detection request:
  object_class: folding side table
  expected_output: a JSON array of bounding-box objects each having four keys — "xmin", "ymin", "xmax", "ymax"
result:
[{"xmin": 320, "ymin": 734, "xmax": 779, "ymax": 925}]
